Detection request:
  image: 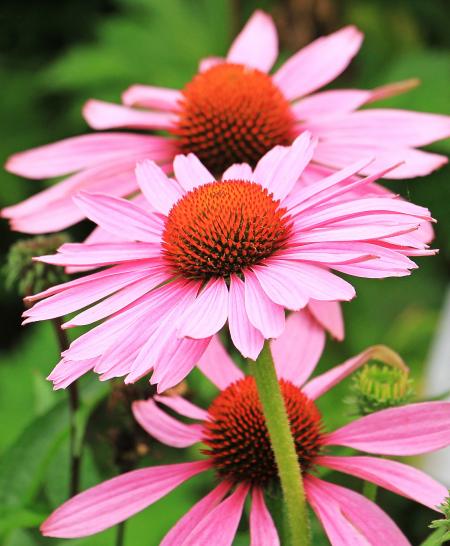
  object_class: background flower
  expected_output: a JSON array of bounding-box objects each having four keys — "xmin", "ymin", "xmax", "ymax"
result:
[
  {"xmin": 3, "ymin": 10, "xmax": 449, "ymax": 234},
  {"xmin": 40, "ymin": 321, "xmax": 450, "ymax": 545}
]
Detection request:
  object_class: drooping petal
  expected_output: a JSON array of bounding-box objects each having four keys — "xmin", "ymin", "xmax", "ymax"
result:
[
  {"xmin": 197, "ymin": 334, "xmax": 244, "ymax": 390},
  {"xmin": 121, "ymin": 84, "xmax": 182, "ymax": 111},
  {"xmin": 317, "ymin": 455, "xmax": 448, "ymax": 510},
  {"xmin": 73, "ymin": 192, "xmax": 164, "ymax": 243},
  {"xmin": 305, "ymin": 476, "xmax": 410, "ymax": 546},
  {"xmin": 303, "ymin": 345, "xmax": 406, "ymax": 399},
  {"xmin": 271, "ymin": 309, "xmax": 325, "ymax": 386},
  {"xmin": 161, "ymin": 482, "xmax": 232, "ymax": 546},
  {"xmin": 132, "ymin": 399, "xmax": 203, "ymax": 448},
  {"xmin": 244, "ymin": 269, "xmax": 285, "ymax": 339},
  {"xmin": 323, "ymin": 401, "xmax": 450, "ymax": 455},
  {"xmin": 314, "ymin": 141, "xmax": 448, "ymax": 179},
  {"xmin": 41, "ymin": 461, "xmax": 210, "ymax": 538},
  {"xmin": 181, "ymin": 484, "xmax": 249, "ymax": 546},
  {"xmin": 273, "ymin": 26, "xmax": 363, "ymax": 100},
  {"xmin": 173, "ymin": 153, "xmax": 215, "ymax": 192},
  {"xmin": 83, "ymin": 99, "xmax": 177, "ymax": 130},
  {"xmin": 199, "ymin": 56, "xmax": 224, "ymax": 72},
  {"xmin": 227, "ymin": 10, "xmax": 278, "ymax": 73},
  {"xmin": 153, "ymin": 395, "xmax": 208, "ymax": 421},
  {"xmin": 177, "ymin": 277, "xmax": 229, "ymax": 339},
  {"xmin": 308, "ymin": 300, "xmax": 344, "ymax": 340},
  {"xmin": 292, "ymin": 90, "xmax": 371, "ymax": 120},
  {"xmin": 252, "ymin": 262, "xmax": 309, "ymax": 310},
  {"xmin": 228, "ymin": 274, "xmax": 264, "ymax": 360},
  {"xmin": 250, "ymin": 487, "xmax": 280, "ymax": 546},
  {"xmin": 305, "ymin": 109, "xmax": 450, "ymax": 147},
  {"xmin": 135, "ymin": 159, "xmax": 183, "ymax": 215},
  {"xmin": 4, "ymin": 133, "xmax": 172, "ymax": 179},
  {"xmin": 48, "ymin": 358, "xmax": 97, "ymax": 390}
]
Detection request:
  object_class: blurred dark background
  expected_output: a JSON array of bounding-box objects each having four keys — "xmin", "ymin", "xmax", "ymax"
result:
[{"xmin": 0, "ymin": 1, "xmax": 449, "ymax": 544}]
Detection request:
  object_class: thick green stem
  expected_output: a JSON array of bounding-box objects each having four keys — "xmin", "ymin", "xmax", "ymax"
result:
[{"xmin": 249, "ymin": 342, "xmax": 310, "ymax": 546}]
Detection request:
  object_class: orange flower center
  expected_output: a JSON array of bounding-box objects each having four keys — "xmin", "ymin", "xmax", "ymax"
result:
[
  {"xmin": 202, "ymin": 376, "xmax": 323, "ymax": 486},
  {"xmin": 175, "ymin": 63, "xmax": 295, "ymax": 175},
  {"xmin": 162, "ymin": 180, "xmax": 292, "ymax": 280}
]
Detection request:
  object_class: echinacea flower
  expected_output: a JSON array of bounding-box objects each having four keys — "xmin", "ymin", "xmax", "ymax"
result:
[
  {"xmin": 40, "ymin": 320, "xmax": 450, "ymax": 545},
  {"xmin": 23, "ymin": 134, "xmax": 435, "ymax": 391},
  {"xmin": 4, "ymin": 10, "xmax": 449, "ymax": 233}
]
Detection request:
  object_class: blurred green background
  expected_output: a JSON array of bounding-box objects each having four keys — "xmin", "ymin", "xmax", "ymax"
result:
[{"xmin": 0, "ymin": 0, "xmax": 449, "ymax": 544}]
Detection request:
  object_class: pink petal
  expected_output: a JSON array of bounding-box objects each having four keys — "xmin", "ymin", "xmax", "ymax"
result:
[
  {"xmin": 228, "ymin": 274, "xmax": 264, "ymax": 360},
  {"xmin": 132, "ymin": 399, "xmax": 203, "ymax": 448},
  {"xmin": 4, "ymin": 133, "xmax": 172, "ymax": 179},
  {"xmin": 305, "ymin": 476, "xmax": 410, "ymax": 546},
  {"xmin": 308, "ymin": 300, "xmax": 344, "ymax": 340},
  {"xmin": 82, "ymin": 99, "xmax": 177, "ymax": 130},
  {"xmin": 306, "ymin": 109, "xmax": 450, "ymax": 147},
  {"xmin": 40, "ymin": 461, "xmax": 210, "ymax": 538},
  {"xmin": 197, "ymin": 334, "xmax": 244, "ymax": 390},
  {"xmin": 255, "ymin": 132, "xmax": 316, "ymax": 201},
  {"xmin": 23, "ymin": 268, "xmax": 154, "ymax": 323},
  {"xmin": 182, "ymin": 484, "xmax": 249, "ymax": 546},
  {"xmin": 121, "ymin": 84, "xmax": 182, "ymax": 110},
  {"xmin": 271, "ymin": 260, "xmax": 356, "ymax": 302},
  {"xmin": 161, "ymin": 482, "xmax": 232, "ymax": 546},
  {"xmin": 324, "ymin": 401, "xmax": 450, "ymax": 455},
  {"xmin": 48, "ymin": 358, "xmax": 96, "ymax": 390},
  {"xmin": 35, "ymin": 242, "xmax": 161, "ymax": 267},
  {"xmin": 250, "ymin": 487, "xmax": 280, "ymax": 546},
  {"xmin": 303, "ymin": 345, "xmax": 406, "ymax": 400},
  {"xmin": 252, "ymin": 262, "xmax": 309, "ymax": 310},
  {"xmin": 227, "ymin": 10, "xmax": 278, "ymax": 72},
  {"xmin": 199, "ymin": 56, "xmax": 224, "ymax": 72},
  {"xmin": 177, "ymin": 278, "xmax": 229, "ymax": 339},
  {"xmin": 367, "ymin": 78, "xmax": 420, "ymax": 103},
  {"xmin": 277, "ymin": 245, "xmax": 376, "ymax": 265},
  {"xmin": 292, "ymin": 89, "xmax": 371, "ymax": 120},
  {"xmin": 244, "ymin": 270, "xmax": 285, "ymax": 339},
  {"xmin": 317, "ymin": 455, "xmax": 448, "ymax": 510},
  {"xmin": 222, "ymin": 163, "xmax": 254, "ymax": 181},
  {"xmin": 135, "ymin": 159, "xmax": 183, "ymax": 215},
  {"xmin": 314, "ymin": 141, "xmax": 448, "ymax": 179},
  {"xmin": 271, "ymin": 309, "xmax": 325, "ymax": 386},
  {"xmin": 73, "ymin": 192, "xmax": 164, "ymax": 243},
  {"xmin": 153, "ymin": 395, "xmax": 208, "ymax": 421},
  {"xmin": 173, "ymin": 153, "xmax": 215, "ymax": 192},
  {"xmin": 273, "ymin": 26, "xmax": 363, "ymax": 100}
]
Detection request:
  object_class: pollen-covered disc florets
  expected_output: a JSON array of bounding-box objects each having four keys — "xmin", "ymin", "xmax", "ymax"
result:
[
  {"xmin": 162, "ymin": 180, "xmax": 291, "ymax": 280},
  {"xmin": 175, "ymin": 63, "xmax": 295, "ymax": 174},
  {"xmin": 202, "ymin": 376, "xmax": 323, "ymax": 486}
]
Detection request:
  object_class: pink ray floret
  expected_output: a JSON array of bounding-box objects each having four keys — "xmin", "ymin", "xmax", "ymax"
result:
[
  {"xmin": 4, "ymin": 10, "xmax": 449, "ymax": 234},
  {"xmin": 40, "ymin": 317, "xmax": 450, "ymax": 545},
  {"xmin": 22, "ymin": 133, "xmax": 436, "ymax": 391}
]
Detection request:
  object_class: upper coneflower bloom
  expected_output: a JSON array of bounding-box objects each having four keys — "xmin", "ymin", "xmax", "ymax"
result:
[
  {"xmin": 40, "ymin": 322, "xmax": 450, "ymax": 545},
  {"xmin": 22, "ymin": 134, "xmax": 435, "ymax": 391},
  {"xmin": 4, "ymin": 10, "xmax": 450, "ymax": 233}
]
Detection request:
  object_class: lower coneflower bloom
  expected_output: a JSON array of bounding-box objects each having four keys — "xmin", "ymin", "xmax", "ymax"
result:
[
  {"xmin": 4, "ymin": 10, "xmax": 449, "ymax": 233},
  {"xmin": 23, "ymin": 134, "xmax": 435, "ymax": 390},
  {"xmin": 40, "ymin": 320, "xmax": 450, "ymax": 545}
]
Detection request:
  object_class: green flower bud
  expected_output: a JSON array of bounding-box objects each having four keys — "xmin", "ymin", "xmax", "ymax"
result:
[
  {"xmin": 4, "ymin": 234, "xmax": 70, "ymax": 298},
  {"xmin": 351, "ymin": 359, "xmax": 413, "ymax": 416},
  {"xmin": 429, "ymin": 495, "xmax": 450, "ymax": 544}
]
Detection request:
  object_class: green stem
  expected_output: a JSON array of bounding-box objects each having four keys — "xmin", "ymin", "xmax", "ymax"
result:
[
  {"xmin": 115, "ymin": 521, "xmax": 126, "ymax": 546},
  {"xmin": 362, "ymin": 480, "xmax": 378, "ymax": 502},
  {"xmin": 248, "ymin": 342, "xmax": 310, "ymax": 546},
  {"xmin": 52, "ymin": 318, "xmax": 81, "ymax": 497}
]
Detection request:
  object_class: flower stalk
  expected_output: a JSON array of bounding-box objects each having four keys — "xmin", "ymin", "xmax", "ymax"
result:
[{"xmin": 249, "ymin": 342, "xmax": 310, "ymax": 546}]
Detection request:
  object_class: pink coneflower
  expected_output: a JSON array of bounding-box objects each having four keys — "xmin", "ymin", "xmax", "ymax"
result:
[
  {"xmin": 40, "ymin": 323, "xmax": 450, "ymax": 545},
  {"xmin": 4, "ymin": 10, "xmax": 449, "ymax": 233},
  {"xmin": 22, "ymin": 134, "xmax": 435, "ymax": 390}
]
